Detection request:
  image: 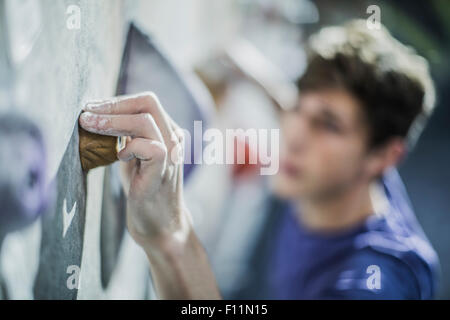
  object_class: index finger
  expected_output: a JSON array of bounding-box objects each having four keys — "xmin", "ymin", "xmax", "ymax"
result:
[{"xmin": 84, "ymin": 92, "xmax": 175, "ymax": 146}]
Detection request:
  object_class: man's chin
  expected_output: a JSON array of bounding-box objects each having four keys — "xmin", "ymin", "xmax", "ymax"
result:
[{"xmin": 270, "ymin": 176, "xmax": 307, "ymax": 200}]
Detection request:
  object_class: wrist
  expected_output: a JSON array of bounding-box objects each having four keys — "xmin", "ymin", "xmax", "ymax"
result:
[
  {"xmin": 139, "ymin": 208, "xmax": 195, "ymax": 260},
  {"xmin": 141, "ymin": 218, "xmax": 221, "ymax": 300}
]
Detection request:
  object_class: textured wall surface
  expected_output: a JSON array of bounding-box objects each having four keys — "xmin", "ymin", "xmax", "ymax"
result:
[
  {"xmin": 0, "ymin": 0, "xmax": 131, "ymax": 299},
  {"xmin": 0, "ymin": 0, "xmax": 231, "ymax": 300},
  {"xmin": 5, "ymin": 0, "xmax": 125, "ymax": 178}
]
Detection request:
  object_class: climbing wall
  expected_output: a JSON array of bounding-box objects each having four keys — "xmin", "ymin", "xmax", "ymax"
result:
[
  {"xmin": 0, "ymin": 0, "xmax": 138, "ymax": 299},
  {"xmin": 0, "ymin": 0, "xmax": 235, "ymax": 300}
]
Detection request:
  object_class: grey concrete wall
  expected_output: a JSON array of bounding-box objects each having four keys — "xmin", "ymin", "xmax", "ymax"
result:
[{"xmin": 0, "ymin": 0, "xmax": 132, "ymax": 299}]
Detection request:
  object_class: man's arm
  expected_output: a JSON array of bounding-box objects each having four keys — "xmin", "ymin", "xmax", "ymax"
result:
[
  {"xmin": 79, "ymin": 92, "xmax": 221, "ymax": 299},
  {"xmin": 144, "ymin": 225, "xmax": 221, "ymax": 299}
]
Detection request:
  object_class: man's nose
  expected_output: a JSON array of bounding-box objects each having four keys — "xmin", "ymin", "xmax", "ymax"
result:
[{"xmin": 284, "ymin": 114, "xmax": 309, "ymax": 154}]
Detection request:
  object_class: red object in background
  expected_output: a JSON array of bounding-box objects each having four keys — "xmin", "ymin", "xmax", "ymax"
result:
[{"xmin": 232, "ymin": 136, "xmax": 261, "ymax": 179}]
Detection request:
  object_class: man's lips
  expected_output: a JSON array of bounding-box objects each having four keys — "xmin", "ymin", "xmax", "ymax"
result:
[{"xmin": 281, "ymin": 161, "xmax": 302, "ymax": 177}]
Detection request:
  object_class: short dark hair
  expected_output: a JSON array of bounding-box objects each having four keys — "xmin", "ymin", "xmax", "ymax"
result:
[{"xmin": 297, "ymin": 19, "xmax": 436, "ymax": 150}]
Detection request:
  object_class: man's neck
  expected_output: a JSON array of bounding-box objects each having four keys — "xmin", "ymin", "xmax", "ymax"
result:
[{"xmin": 294, "ymin": 182, "xmax": 374, "ymax": 233}]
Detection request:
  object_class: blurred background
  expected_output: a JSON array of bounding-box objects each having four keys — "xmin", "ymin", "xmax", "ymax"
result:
[
  {"xmin": 0, "ymin": 0, "xmax": 449, "ymax": 299},
  {"xmin": 183, "ymin": 0, "xmax": 450, "ymax": 300}
]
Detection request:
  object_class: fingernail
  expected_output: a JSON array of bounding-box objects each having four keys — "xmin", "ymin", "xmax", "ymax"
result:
[
  {"xmin": 84, "ymin": 102, "xmax": 106, "ymax": 111},
  {"xmin": 79, "ymin": 112, "xmax": 97, "ymax": 127}
]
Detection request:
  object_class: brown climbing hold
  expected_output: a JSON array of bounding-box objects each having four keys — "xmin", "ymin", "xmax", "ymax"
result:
[{"xmin": 79, "ymin": 125, "xmax": 119, "ymax": 171}]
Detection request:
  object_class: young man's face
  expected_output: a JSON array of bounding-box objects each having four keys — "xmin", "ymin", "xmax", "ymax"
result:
[{"xmin": 273, "ymin": 88, "xmax": 374, "ymax": 201}]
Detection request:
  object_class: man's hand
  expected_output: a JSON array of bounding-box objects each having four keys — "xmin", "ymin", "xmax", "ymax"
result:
[
  {"xmin": 80, "ymin": 92, "xmax": 189, "ymax": 247},
  {"xmin": 79, "ymin": 92, "xmax": 220, "ymax": 299}
]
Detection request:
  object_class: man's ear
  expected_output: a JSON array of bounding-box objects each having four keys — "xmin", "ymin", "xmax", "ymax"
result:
[{"xmin": 365, "ymin": 138, "xmax": 406, "ymax": 179}]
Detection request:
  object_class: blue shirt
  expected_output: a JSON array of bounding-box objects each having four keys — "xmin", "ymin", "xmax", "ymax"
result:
[{"xmin": 267, "ymin": 169, "xmax": 440, "ymax": 299}]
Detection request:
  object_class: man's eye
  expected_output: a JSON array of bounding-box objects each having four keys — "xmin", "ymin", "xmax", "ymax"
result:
[
  {"xmin": 325, "ymin": 121, "xmax": 340, "ymax": 132},
  {"xmin": 317, "ymin": 120, "xmax": 341, "ymax": 133}
]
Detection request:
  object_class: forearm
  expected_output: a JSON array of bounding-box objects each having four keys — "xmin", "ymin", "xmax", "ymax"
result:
[
  {"xmin": 80, "ymin": 93, "xmax": 219, "ymax": 299},
  {"xmin": 143, "ymin": 224, "xmax": 222, "ymax": 300}
]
